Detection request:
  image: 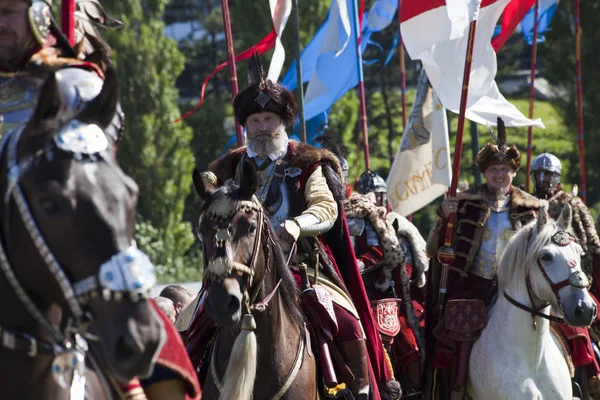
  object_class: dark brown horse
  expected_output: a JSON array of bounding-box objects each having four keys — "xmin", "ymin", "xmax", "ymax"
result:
[
  {"xmin": 0, "ymin": 68, "xmax": 165, "ymax": 399},
  {"xmin": 193, "ymin": 162, "xmax": 317, "ymax": 400}
]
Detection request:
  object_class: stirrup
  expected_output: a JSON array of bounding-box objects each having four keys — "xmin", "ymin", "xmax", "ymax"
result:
[{"xmin": 404, "ymin": 390, "xmax": 425, "ymax": 399}]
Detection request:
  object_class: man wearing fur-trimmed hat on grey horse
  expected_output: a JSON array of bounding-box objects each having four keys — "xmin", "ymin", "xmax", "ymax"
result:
[
  {"xmin": 185, "ymin": 54, "xmax": 401, "ymax": 400},
  {"xmin": 425, "ymin": 118, "xmax": 543, "ymax": 398}
]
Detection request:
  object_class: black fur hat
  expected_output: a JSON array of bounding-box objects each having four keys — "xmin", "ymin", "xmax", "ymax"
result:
[{"xmin": 233, "ymin": 53, "xmax": 297, "ymax": 127}]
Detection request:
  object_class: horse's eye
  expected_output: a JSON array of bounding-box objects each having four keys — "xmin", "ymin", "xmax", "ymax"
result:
[
  {"xmin": 248, "ymin": 223, "xmax": 257, "ymax": 235},
  {"xmin": 540, "ymin": 253, "xmax": 553, "ymax": 262},
  {"xmin": 39, "ymin": 196, "xmax": 61, "ymax": 215}
]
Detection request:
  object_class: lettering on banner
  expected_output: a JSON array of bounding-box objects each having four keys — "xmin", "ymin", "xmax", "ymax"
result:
[
  {"xmin": 434, "ymin": 147, "xmax": 448, "ymax": 171},
  {"xmin": 392, "ymin": 162, "xmax": 434, "ymax": 203}
]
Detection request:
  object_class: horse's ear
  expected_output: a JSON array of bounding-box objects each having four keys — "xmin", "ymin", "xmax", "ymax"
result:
[
  {"xmin": 238, "ymin": 160, "xmax": 257, "ymax": 200},
  {"xmin": 30, "ymin": 73, "xmax": 62, "ymax": 124},
  {"xmin": 77, "ymin": 66, "xmax": 119, "ymax": 129},
  {"xmin": 556, "ymin": 203, "xmax": 573, "ymax": 231},
  {"xmin": 192, "ymin": 168, "xmax": 215, "ymax": 201},
  {"xmin": 536, "ymin": 204, "xmax": 548, "ymax": 232}
]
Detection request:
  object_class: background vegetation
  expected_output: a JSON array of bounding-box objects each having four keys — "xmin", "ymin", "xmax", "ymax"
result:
[{"xmin": 76, "ymin": 0, "xmax": 597, "ymax": 282}]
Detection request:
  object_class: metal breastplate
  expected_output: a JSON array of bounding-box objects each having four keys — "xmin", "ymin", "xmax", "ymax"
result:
[
  {"xmin": 0, "ymin": 68, "xmax": 104, "ymax": 135},
  {"xmin": 347, "ymin": 218, "xmax": 366, "ymax": 249},
  {"xmin": 471, "ymin": 197, "xmax": 515, "ymax": 280},
  {"xmin": 0, "ymin": 74, "xmax": 43, "ymax": 134}
]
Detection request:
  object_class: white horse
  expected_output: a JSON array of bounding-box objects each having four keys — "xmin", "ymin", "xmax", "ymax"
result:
[{"xmin": 468, "ymin": 204, "xmax": 597, "ymax": 399}]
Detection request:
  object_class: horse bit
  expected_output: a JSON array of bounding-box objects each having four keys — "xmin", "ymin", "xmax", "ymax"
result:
[
  {"xmin": 0, "ymin": 121, "xmax": 156, "ymax": 397},
  {"xmin": 504, "ymin": 230, "xmax": 591, "ymax": 329}
]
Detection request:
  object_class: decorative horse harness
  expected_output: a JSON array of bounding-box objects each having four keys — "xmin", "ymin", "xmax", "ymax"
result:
[
  {"xmin": 0, "ymin": 121, "xmax": 156, "ymax": 398},
  {"xmin": 200, "ymin": 195, "xmax": 306, "ymax": 400},
  {"xmin": 503, "ymin": 230, "xmax": 592, "ymax": 329}
]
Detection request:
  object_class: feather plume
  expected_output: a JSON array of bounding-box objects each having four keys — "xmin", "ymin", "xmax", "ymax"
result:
[
  {"xmin": 247, "ymin": 52, "xmax": 265, "ymax": 88},
  {"xmin": 496, "ymin": 117, "xmax": 507, "ymax": 148},
  {"xmin": 74, "ymin": 0, "xmax": 122, "ymax": 63}
]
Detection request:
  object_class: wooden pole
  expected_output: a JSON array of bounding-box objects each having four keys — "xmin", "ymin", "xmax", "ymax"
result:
[
  {"xmin": 352, "ymin": 0, "xmax": 370, "ymax": 170},
  {"xmin": 398, "ymin": 1, "xmax": 407, "ymax": 131},
  {"xmin": 575, "ymin": 0, "xmax": 586, "ymax": 203},
  {"xmin": 525, "ymin": 0, "xmax": 540, "ymax": 193},
  {"xmin": 293, "ymin": 0, "xmax": 307, "ymax": 143},
  {"xmin": 61, "ymin": 0, "xmax": 76, "ymax": 46},
  {"xmin": 220, "ymin": 0, "xmax": 245, "ymax": 147},
  {"xmin": 436, "ymin": 3, "xmax": 481, "ymax": 322}
]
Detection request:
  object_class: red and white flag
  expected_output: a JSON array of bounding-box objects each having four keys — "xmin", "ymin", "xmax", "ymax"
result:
[
  {"xmin": 267, "ymin": 0, "xmax": 293, "ymax": 81},
  {"xmin": 400, "ymin": 0, "xmax": 544, "ymax": 128}
]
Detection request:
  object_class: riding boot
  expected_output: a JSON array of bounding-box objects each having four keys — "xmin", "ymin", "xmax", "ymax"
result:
[
  {"xmin": 338, "ymin": 339, "xmax": 370, "ymax": 400},
  {"xmin": 452, "ymin": 340, "xmax": 474, "ymax": 391}
]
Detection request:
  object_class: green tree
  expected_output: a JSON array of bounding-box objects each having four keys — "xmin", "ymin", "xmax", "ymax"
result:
[{"xmin": 102, "ymin": 0, "xmax": 201, "ymax": 283}]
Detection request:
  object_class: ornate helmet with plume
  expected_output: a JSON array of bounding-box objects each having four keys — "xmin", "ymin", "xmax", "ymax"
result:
[
  {"xmin": 475, "ymin": 117, "xmax": 521, "ymax": 173},
  {"xmin": 233, "ymin": 53, "xmax": 297, "ymax": 127}
]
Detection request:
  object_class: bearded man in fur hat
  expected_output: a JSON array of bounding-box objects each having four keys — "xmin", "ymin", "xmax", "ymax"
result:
[
  {"xmin": 426, "ymin": 118, "xmax": 543, "ymax": 398},
  {"xmin": 0, "ymin": 2, "xmax": 200, "ymax": 399},
  {"xmin": 345, "ymin": 170, "xmax": 429, "ymax": 397},
  {"xmin": 185, "ymin": 55, "xmax": 400, "ymax": 400},
  {"xmin": 531, "ymin": 153, "xmax": 600, "ymax": 394}
]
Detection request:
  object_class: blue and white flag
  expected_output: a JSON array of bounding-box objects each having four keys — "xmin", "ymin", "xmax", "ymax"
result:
[{"xmin": 521, "ymin": 0, "xmax": 559, "ymax": 45}]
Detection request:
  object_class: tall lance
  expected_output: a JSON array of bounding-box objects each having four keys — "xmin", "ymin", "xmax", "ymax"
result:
[
  {"xmin": 352, "ymin": 0, "xmax": 371, "ymax": 170},
  {"xmin": 220, "ymin": 0, "xmax": 245, "ymax": 148},
  {"xmin": 575, "ymin": 0, "xmax": 586, "ymax": 203},
  {"xmin": 436, "ymin": 0, "xmax": 482, "ymax": 322},
  {"xmin": 292, "ymin": 0, "xmax": 307, "ymax": 143},
  {"xmin": 397, "ymin": 1, "xmax": 407, "ymax": 131},
  {"xmin": 61, "ymin": 0, "xmax": 76, "ymax": 46},
  {"xmin": 525, "ymin": 0, "xmax": 540, "ymax": 193}
]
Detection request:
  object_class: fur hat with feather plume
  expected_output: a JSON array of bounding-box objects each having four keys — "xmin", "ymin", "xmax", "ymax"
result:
[
  {"xmin": 233, "ymin": 53, "xmax": 297, "ymax": 127},
  {"xmin": 475, "ymin": 117, "xmax": 521, "ymax": 173}
]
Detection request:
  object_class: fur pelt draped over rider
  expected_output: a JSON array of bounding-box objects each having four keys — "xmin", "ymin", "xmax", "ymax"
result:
[
  {"xmin": 185, "ymin": 54, "xmax": 401, "ymax": 400},
  {"xmin": 426, "ymin": 118, "xmax": 543, "ymax": 398},
  {"xmin": 344, "ymin": 176, "xmax": 429, "ymax": 395},
  {"xmin": 531, "ymin": 152, "xmax": 600, "ymax": 391},
  {"xmin": 0, "ymin": 1, "xmax": 200, "ymax": 399}
]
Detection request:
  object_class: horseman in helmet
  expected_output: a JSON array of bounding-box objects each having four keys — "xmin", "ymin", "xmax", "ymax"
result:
[
  {"xmin": 426, "ymin": 118, "xmax": 543, "ymax": 398},
  {"xmin": 345, "ymin": 170, "xmax": 428, "ymax": 397},
  {"xmin": 185, "ymin": 54, "xmax": 401, "ymax": 400},
  {"xmin": 0, "ymin": 2, "xmax": 200, "ymax": 399},
  {"xmin": 531, "ymin": 152, "xmax": 600, "ymax": 393}
]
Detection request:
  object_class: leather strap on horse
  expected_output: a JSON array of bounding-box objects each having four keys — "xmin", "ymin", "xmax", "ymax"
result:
[
  {"xmin": 503, "ymin": 292, "xmax": 564, "ymax": 324},
  {"xmin": 210, "ymin": 325, "xmax": 306, "ymax": 400}
]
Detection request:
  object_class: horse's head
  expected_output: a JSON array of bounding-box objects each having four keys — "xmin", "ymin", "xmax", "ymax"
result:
[
  {"xmin": 504, "ymin": 204, "xmax": 597, "ymax": 327},
  {"xmin": 193, "ymin": 161, "xmax": 265, "ymax": 326},
  {"xmin": 0, "ymin": 68, "xmax": 164, "ymax": 381}
]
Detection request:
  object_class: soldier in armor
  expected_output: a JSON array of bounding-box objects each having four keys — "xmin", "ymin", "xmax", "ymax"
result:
[
  {"xmin": 185, "ymin": 55, "xmax": 401, "ymax": 400},
  {"xmin": 345, "ymin": 170, "xmax": 428, "ymax": 397},
  {"xmin": 426, "ymin": 118, "xmax": 543, "ymax": 397},
  {"xmin": 531, "ymin": 152, "xmax": 600, "ymax": 394},
  {"xmin": 0, "ymin": 2, "xmax": 200, "ymax": 399}
]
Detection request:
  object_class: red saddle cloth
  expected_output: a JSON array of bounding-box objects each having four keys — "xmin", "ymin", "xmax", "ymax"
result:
[{"xmin": 150, "ymin": 300, "xmax": 201, "ymax": 400}]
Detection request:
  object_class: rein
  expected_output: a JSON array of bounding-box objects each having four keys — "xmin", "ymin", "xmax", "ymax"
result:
[{"xmin": 507, "ymin": 229, "xmax": 589, "ymax": 329}]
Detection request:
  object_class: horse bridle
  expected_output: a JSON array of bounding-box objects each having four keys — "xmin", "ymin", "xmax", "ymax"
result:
[
  {"xmin": 504, "ymin": 229, "xmax": 591, "ymax": 329},
  {"xmin": 200, "ymin": 196, "xmax": 283, "ymax": 315},
  {"xmin": 0, "ymin": 122, "xmax": 156, "ymax": 373},
  {"xmin": 201, "ymin": 194, "xmax": 306, "ymax": 400}
]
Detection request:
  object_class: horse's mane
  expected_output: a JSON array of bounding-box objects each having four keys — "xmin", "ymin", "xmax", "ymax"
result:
[
  {"xmin": 201, "ymin": 183, "xmax": 304, "ymax": 327},
  {"xmin": 497, "ymin": 218, "xmax": 555, "ymax": 291}
]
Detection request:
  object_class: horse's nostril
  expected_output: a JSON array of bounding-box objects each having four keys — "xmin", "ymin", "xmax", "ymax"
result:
[
  {"xmin": 114, "ymin": 332, "xmax": 145, "ymax": 365},
  {"xmin": 226, "ymin": 296, "xmax": 240, "ymax": 313},
  {"xmin": 574, "ymin": 306, "xmax": 584, "ymax": 318}
]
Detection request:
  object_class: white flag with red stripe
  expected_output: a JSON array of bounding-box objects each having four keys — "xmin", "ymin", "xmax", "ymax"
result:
[
  {"xmin": 266, "ymin": 0, "xmax": 293, "ymax": 82},
  {"xmin": 400, "ymin": 0, "xmax": 544, "ymax": 128}
]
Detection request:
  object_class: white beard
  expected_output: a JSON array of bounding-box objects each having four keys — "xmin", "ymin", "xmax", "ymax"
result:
[{"xmin": 247, "ymin": 125, "xmax": 289, "ymax": 159}]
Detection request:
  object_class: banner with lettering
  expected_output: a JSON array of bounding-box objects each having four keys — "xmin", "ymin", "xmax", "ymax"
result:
[{"xmin": 387, "ymin": 70, "xmax": 451, "ymax": 216}]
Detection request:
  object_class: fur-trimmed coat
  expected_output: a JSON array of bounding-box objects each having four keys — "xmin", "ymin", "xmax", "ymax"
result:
[
  {"xmin": 427, "ymin": 185, "xmax": 543, "ymax": 274},
  {"xmin": 208, "ymin": 140, "xmax": 395, "ymax": 385},
  {"xmin": 548, "ymin": 190, "xmax": 600, "ymax": 278}
]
